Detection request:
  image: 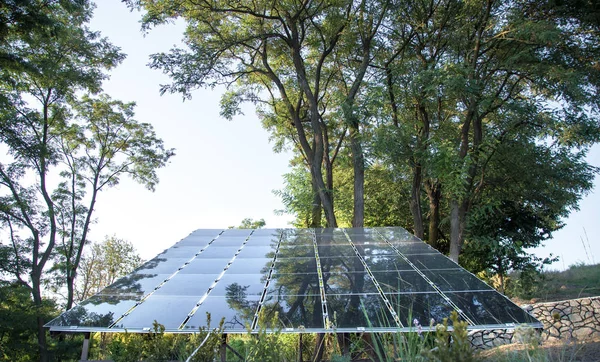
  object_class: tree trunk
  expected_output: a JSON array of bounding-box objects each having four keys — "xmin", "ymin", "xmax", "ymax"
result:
[
  {"xmin": 449, "ymin": 199, "xmax": 466, "ymax": 263},
  {"xmin": 31, "ymin": 274, "xmax": 49, "ymax": 362},
  {"xmin": 410, "ymin": 164, "xmax": 425, "ymax": 239},
  {"xmin": 350, "ymin": 126, "xmax": 365, "ymax": 228},
  {"xmin": 310, "ymin": 181, "xmax": 322, "ymax": 228},
  {"xmin": 425, "ymin": 181, "xmax": 441, "ymax": 249},
  {"xmin": 66, "ymin": 274, "xmax": 75, "ymax": 310}
]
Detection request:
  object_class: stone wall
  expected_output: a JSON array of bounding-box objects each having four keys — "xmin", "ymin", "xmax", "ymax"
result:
[
  {"xmin": 469, "ymin": 296, "xmax": 600, "ymax": 350},
  {"xmin": 524, "ymin": 296, "xmax": 600, "ymax": 341}
]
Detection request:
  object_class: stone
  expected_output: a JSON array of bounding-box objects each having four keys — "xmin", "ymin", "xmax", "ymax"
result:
[
  {"xmin": 569, "ymin": 313, "xmax": 583, "ymax": 323},
  {"xmin": 572, "ymin": 327, "xmax": 594, "ymax": 339}
]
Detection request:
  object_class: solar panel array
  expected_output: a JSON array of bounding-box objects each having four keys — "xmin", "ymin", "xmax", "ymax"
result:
[{"xmin": 46, "ymin": 227, "xmax": 541, "ymax": 333}]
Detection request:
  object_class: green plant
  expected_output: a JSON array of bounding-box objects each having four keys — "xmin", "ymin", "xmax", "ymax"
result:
[{"xmin": 421, "ymin": 311, "xmax": 477, "ymax": 362}]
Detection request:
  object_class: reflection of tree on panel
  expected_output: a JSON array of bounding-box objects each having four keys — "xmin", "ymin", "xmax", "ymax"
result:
[{"xmin": 224, "ymin": 283, "xmax": 258, "ymax": 330}]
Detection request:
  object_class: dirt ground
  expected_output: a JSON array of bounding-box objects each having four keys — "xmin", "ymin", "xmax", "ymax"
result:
[{"xmin": 478, "ymin": 336, "xmax": 600, "ymax": 361}]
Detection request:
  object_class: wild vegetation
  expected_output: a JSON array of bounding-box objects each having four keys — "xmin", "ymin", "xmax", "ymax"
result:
[{"xmin": 1, "ymin": 0, "xmax": 599, "ymax": 361}]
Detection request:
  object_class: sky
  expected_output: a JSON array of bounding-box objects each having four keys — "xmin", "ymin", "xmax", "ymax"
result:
[{"xmin": 87, "ymin": 1, "xmax": 599, "ymax": 269}]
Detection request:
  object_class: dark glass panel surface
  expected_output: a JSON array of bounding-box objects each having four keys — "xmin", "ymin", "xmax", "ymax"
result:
[
  {"xmin": 370, "ymin": 271, "xmax": 435, "ymax": 294},
  {"xmin": 363, "ymin": 255, "xmax": 412, "ymax": 271},
  {"xmin": 156, "ymin": 246, "xmax": 203, "ymax": 259},
  {"xmin": 316, "ymin": 245, "xmax": 356, "ymax": 258},
  {"xmin": 422, "ymin": 270, "xmax": 493, "ymax": 292},
  {"xmin": 135, "ymin": 257, "xmax": 189, "ymax": 274},
  {"xmin": 273, "ymin": 257, "xmax": 318, "ymax": 274},
  {"xmin": 327, "ymin": 294, "xmax": 397, "ymax": 329},
  {"xmin": 46, "ymin": 295, "xmax": 137, "ymax": 328},
  {"xmin": 185, "ymin": 296, "xmax": 261, "ymax": 332},
  {"xmin": 404, "ymin": 254, "xmax": 460, "ymax": 270},
  {"xmin": 152, "ymin": 273, "xmax": 220, "ymax": 297},
  {"xmin": 322, "ymin": 271, "xmax": 378, "ymax": 295},
  {"xmin": 384, "ymin": 292, "xmax": 456, "ymax": 327},
  {"xmin": 320, "ymin": 256, "xmax": 367, "ymax": 274},
  {"xmin": 179, "ymin": 258, "xmax": 230, "ymax": 274},
  {"xmin": 236, "ymin": 245, "xmax": 277, "ymax": 258},
  {"xmin": 195, "ymin": 246, "xmax": 240, "ymax": 258},
  {"xmin": 211, "ymin": 273, "xmax": 268, "ymax": 297},
  {"xmin": 115, "ymin": 295, "xmax": 199, "ymax": 329},
  {"xmin": 102, "ymin": 273, "xmax": 171, "ymax": 297},
  {"xmin": 259, "ymin": 293, "xmax": 324, "ymax": 330},
  {"xmin": 276, "ymin": 244, "xmax": 314, "ymax": 258},
  {"xmin": 226, "ymin": 258, "xmax": 273, "ymax": 274},
  {"xmin": 447, "ymin": 291, "xmax": 538, "ymax": 325},
  {"xmin": 267, "ymin": 273, "xmax": 320, "ymax": 296}
]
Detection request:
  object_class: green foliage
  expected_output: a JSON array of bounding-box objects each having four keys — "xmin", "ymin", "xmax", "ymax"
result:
[
  {"xmin": 102, "ymin": 316, "xmax": 224, "ymax": 362},
  {"xmin": 422, "ymin": 311, "xmax": 476, "ymax": 362},
  {"xmin": 235, "ymin": 218, "xmax": 266, "ymax": 229},
  {"xmin": 0, "ymin": 283, "xmax": 47, "ymax": 361}
]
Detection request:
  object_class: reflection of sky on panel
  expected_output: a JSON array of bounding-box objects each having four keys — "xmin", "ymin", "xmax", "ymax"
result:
[
  {"xmin": 102, "ymin": 273, "xmax": 171, "ymax": 297},
  {"xmin": 134, "ymin": 258, "xmax": 189, "ymax": 274},
  {"xmin": 178, "ymin": 258, "xmax": 231, "ymax": 274},
  {"xmin": 227, "ymin": 258, "xmax": 273, "ymax": 274},
  {"xmin": 46, "ymin": 295, "xmax": 137, "ymax": 328},
  {"xmin": 116, "ymin": 295, "xmax": 199, "ymax": 329},
  {"xmin": 236, "ymin": 245, "xmax": 277, "ymax": 258},
  {"xmin": 195, "ymin": 246, "xmax": 240, "ymax": 259},
  {"xmin": 152, "ymin": 273, "xmax": 219, "ymax": 296}
]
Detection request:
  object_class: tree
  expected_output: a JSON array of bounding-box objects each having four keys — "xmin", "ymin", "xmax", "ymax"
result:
[
  {"xmin": 76, "ymin": 236, "xmax": 143, "ymax": 302},
  {"xmin": 374, "ymin": 0, "xmax": 599, "ymax": 263},
  {"xmin": 461, "ymin": 137, "xmax": 596, "ymax": 291},
  {"xmin": 0, "ymin": 3, "xmax": 173, "ymax": 359},
  {"xmin": 51, "ymin": 94, "xmax": 174, "ymax": 310},
  {"xmin": 0, "ymin": 281, "xmax": 60, "ymax": 361},
  {"xmin": 236, "ymin": 218, "xmax": 266, "ymax": 229},
  {"xmin": 129, "ymin": 0, "xmax": 396, "ymax": 229}
]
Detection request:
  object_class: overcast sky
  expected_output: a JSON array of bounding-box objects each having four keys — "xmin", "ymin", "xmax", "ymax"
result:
[{"xmin": 88, "ymin": 0, "xmax": 600, "ymax": 270}]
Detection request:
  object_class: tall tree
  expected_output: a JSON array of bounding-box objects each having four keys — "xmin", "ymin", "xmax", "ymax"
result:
[
  {"xmin": 0, "ymin": 3, "xmax": 172, "ymax": 359},
  {"xmin": 0, "ymin": 3, "xmax": 123, "ymax": 358},
  {"xmin": 129, "ymin": 0, "xmax": 398, "ymax": 228},
  {"xmin": 52, "ymin": 95, "xmax": 173, "ymax": 310},
  {"xmin": 443, "ymin": 0, "xmax": 599, "ymax": 261}
]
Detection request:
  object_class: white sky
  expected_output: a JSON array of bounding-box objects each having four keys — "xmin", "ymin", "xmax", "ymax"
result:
[{"xmin": 87, "ymin": 1, "xmax": 599, "ymax": 269}]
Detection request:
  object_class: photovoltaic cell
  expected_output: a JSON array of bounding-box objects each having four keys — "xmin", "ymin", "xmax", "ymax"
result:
[{"xmin": 46, "ymin": 227, "xmax": 541, "ymax": 333}]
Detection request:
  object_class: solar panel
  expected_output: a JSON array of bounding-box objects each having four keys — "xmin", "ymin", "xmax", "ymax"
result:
[{"xmin": 46, "ymin": 227, "xmax": 541, "ymax": 333}]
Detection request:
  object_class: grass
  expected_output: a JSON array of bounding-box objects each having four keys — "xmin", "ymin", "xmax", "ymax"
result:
[{"xmin": 528, "ymin": 263, "xmax": 600, "ymax": 303}]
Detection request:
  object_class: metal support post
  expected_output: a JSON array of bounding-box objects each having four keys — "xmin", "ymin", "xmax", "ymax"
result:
[{"xmin": 80, "ymin": 332, "xmax": 91, "ymax": 361}]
